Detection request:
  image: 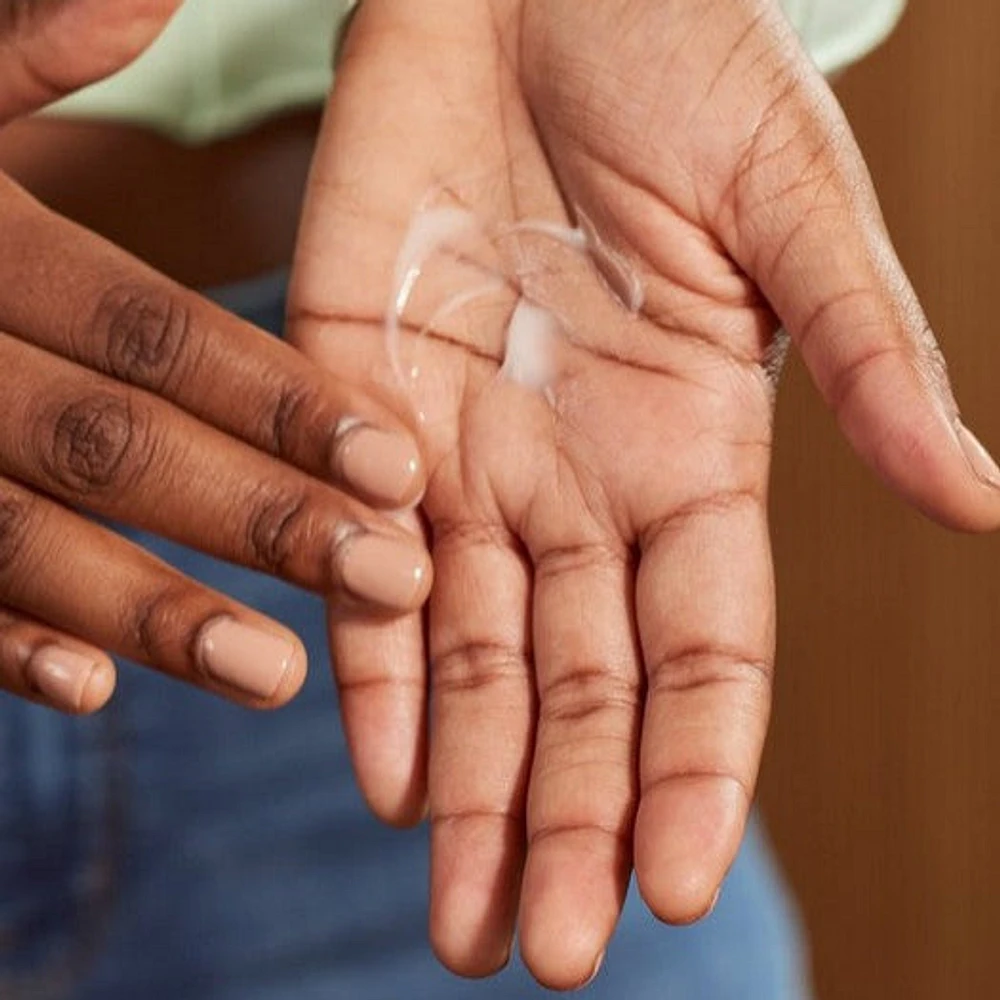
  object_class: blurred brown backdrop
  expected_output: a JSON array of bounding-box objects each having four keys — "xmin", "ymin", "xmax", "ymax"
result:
[{"xmin": 762, "ymin": 2, "xmax": 1000, "ymax": 998}]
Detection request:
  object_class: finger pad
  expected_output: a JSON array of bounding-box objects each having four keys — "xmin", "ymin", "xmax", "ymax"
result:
[{"xmin": 635, "ymin": 776, "xmax": 746, "ymax": 924}]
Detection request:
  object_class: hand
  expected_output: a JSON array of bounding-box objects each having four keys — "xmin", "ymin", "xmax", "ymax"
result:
[
  {"xmin": 290, "ymin": 0, "xmax": 1000, "ymax": 987},
  {"xmin": 0, "ymin": 0, "xmax": 431, "ymax": 716}
]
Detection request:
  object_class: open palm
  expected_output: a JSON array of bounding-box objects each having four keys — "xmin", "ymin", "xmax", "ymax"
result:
[{"xmin": 290, "ymin": 0, "xmax": 1000, "ymax": 988}]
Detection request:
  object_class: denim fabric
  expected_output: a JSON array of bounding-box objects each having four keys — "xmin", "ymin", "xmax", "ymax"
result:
[{"xmin": 0, "ymin": 272, "xmax": 812, "ymax": 1000}]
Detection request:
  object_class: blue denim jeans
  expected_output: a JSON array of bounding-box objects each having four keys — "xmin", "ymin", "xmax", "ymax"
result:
[{"xmin": 0, "ymin": 272, "xmax": 812, "ymax": 999}]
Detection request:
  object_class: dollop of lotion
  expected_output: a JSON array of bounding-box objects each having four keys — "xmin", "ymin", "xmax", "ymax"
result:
[
  {"xmin": 499, "ymin": 299, "xmax": 558, "ymax": 394},
  {"xmin": 388, "ymin": 206, "xmax": 483, "ymax": 387},
  {"xmin": 387, "ymin": 201, "xmax": 644, "ymax": 409}
]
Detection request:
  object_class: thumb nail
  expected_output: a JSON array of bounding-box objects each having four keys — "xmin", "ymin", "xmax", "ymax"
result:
[{"xmin": 956, "ymin": 421, "xmax": 1000, "ymax": 489}]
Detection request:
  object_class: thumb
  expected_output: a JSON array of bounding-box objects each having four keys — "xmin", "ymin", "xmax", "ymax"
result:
[
  {"xmin": 0, "ymin": 0, "xmax": 182, "ymax": 122},
  {"xmin": 722, "ymin": 23, "xmax": 1000, "ymax": 533}
]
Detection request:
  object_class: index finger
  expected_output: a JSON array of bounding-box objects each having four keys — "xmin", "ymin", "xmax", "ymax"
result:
[{"xmin": 0, "ymin": 178, "xmax": 425, "ymax": 509}]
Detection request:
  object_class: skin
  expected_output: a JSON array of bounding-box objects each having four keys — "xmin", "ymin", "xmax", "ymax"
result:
[
  {"xmin": 289, "ymin": 0, "xmax": 1000, "ymax": 989},
  {"xmin": 0, "ymin": 0, "xmax": 430, "ymax": 714}
]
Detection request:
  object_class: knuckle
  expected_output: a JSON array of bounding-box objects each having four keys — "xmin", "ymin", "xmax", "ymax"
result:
[
  {"xmin": 38, "ymin": 392, "xmax": 153, "ymax": 496},
  {"xmin": 534, "ymin": 540, "xmax": 627, "ymax": 583},
  {"xmin": 263, "ymin": 381, "xmax": 319, "ymax": 460},
  {"xmin": 433, "ymin": 518, "xmax": 519, "ymax": 552},
  {"xmin": 432, "ymin": 639, "xmax": 528, "ymax": 697},
  {"xmin": 529, "ymin": 819, "xmax": 630, "ymax": 851},
  {"xmin": 641, "ymin": 488, "xmax": 762, "ymax": 548},
  {"xmin": 647, "ymin": 644, "xmax": 773, "ymax": 697},
  {"xmin": 126, "ymin": 582, "xmax": 201, "ymax": 663},
  {"xmin": 539, "ymin": 665, "xmax": 642, "ymax": 726},
  {"xmin": 797, "ymin": 287, "xmax": 877, "ymax": 357},
  {"xmin": 0, "ymin": 610, "xmax": 23, "ymax": 663},
  {"xmin": 92, "ymin": 283, "xmax": 195, "ymax": 393},
  {"xmin": 0, "ymin": 615, "xmax": 52, "ymax": 693},
  {"xmin": 827, "ymin": 341, "xmax": 908, "ymax": 416},
  {"xmin": 0, "ymin": 486, "xmax": 35, "ymax": 577},
  {"xmin": 644, "ymin": 767, "xmax": 754, "ymax": 806},
  {"xmin": 245, "ymin": 488, "xmax": 310, "ymax": 575}
]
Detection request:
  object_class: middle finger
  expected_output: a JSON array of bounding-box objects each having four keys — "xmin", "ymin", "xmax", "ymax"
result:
[
  {"xmin": 518, "ymin": 515, "xmax": 642, "ymax": 991},
  {"xmin": 0, "ymin": 334, "xmax": 431, "ymax": 612}
]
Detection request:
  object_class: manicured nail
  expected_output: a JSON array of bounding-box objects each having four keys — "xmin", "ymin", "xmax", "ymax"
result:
[
  {"xmin": 582, "ymin": 951, "xmax": 605, "ymax": 989},
  {"xmin": 27, "ymin": 647, "xmax": 112, "ymax": 713},
  {"xmin": 335, "ymin": 423, "xmax": 423, "ymax": 507},
  {"xmin": 338, "ymin": 532, "xmax": 431, "ymax": 610},
  {"xmin": 956, "ymin": 421, "xmax": 1000, "ymax": 489},
  {"xmin": 707, "ymin": 886, "xmax": 722, "ymax": 916},
  {"xmin": 198, "ymin": 618, "xmax": 297, "ymax": 699}
]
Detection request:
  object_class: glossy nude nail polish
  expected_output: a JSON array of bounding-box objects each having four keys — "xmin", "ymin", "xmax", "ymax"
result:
[
  {"xmin": 27, "ymin": 647, "xmax": 114, "ymax": 713},
  {"xmin": 198, "ymin": 618, "xmax": 298, "ymax": 699},
  {"xmin": 338, "ymin": 532, "xmax": 431, "ymax": 610},
  {"xmin": 335, "ymin": 424, "xmax": 423, "ymax": 507}
]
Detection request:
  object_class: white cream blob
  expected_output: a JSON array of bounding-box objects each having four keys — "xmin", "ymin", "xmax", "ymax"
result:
[
  {"xmin": 498, "ymin": 299, "xmax": 559, "ymax": 392},
  {"xmin": 386, "ymin": 199, "xmax": 645, "ymax": 406},
  {"xmin": 388, "ymin": 206, "xmax": 482, "ymax": 386}
]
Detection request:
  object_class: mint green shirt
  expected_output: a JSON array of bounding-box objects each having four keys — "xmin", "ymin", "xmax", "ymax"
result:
[{"xmin": 48, "ymin": 0, "xmax": 906, "ymax": 144}]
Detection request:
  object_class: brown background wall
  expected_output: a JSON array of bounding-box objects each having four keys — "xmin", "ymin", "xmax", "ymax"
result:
[{"xmin": 761, "ymin": 2, "xmax": 1000, "ymax": 998}]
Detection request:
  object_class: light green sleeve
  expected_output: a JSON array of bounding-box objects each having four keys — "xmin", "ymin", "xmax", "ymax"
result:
[
  {"xmin": 44, "ymin": 0, "xmax": 906, "ymax": 145},
  {"xmin": 47, "ymin": 0, "xmax": 356, "ymax": 145},
  {"xmin": 784, "ymin": 0, "xmax": 907, "ymax": 75}
]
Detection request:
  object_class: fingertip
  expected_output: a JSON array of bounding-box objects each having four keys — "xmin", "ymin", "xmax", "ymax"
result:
[
  {"xmin": 333, "ymin": 421, "xmax": 427, "ymax": 510},
  {"xmin": 196, "ymin": 617, "xmax": 307, "ymax": 708},
  {"xmin": 331, "ymin": 609, "xmax": 429, "ymax": 823},
  {"xmin": 892, "ymin": 416, "xmax": 1000, "ymax": 534},
  {"xmin": 836, "ymin": 360, "xmax": 1000, "ymax": 533},
  {"xmin": 430, "ymin": 930, "xmax": 513, "ymax": 982},
  {"xmin": 265, "ymin": 634, "xmax": 308, "ymax": 708},
  {"xmin": 517, "ymin": 834, "xmax": 625, "ymax": 991},
  {"xmin": 339, "ymin": 680, "xmax": 428, "ymax": 826},
  {"xmin": 26, "ymin": 646, "xmax": 116, "ymax": 716},
  {"xmin": 518, "ymin": 914, "xmax": 608, "ymax": 992},
  {"xmin": 78, "ymin": 659, "xmax": 117, "ymax": 714},
  {"xmin": 338, "ymin": 531, "xmax": 433, "ymax": 612},
  {"xmin": 429, "ymin": 841, "xmax": 519, "ymax": 978},
  {"xmin": 634, "ymin": 776, "xmax": 746, "ymax": 926},
  {"xmin": 951, "ymin": 421, "xmax": 1000, "ymax": 531},
  {"xmin": 428, "ymin": 812, "xmax": 523, "ymax": 980},
  {"xmin": 357, "ymin": 765, "xmax": 427, "ymax": 829}
]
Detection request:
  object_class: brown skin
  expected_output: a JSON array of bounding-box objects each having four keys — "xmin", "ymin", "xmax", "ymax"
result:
[
  {"xmin": 290, "ymin": 0, "xmax": 1000, "ymax": 988},
  {"xmin": 0, "ymin": 1, "xmax": 430, "ymax": 714}
]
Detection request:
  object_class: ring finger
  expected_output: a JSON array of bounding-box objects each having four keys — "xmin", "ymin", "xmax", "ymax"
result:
[
  {"xmin": 0, "ymin": 334, "xmax": 431, "ymax": 613},
  {"xmin": 0, "ymin": 605, "xmax": 116, "ymax": 714},
  {"xmin": 0, "ymin": 475, "xmax": 307, "ymax": 707}
]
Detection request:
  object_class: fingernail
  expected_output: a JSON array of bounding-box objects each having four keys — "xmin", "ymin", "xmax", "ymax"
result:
[
  {"xmin": 582, "ymin": 951, "xmax": 605, "ymax": 989},
  {"xmin": 707, "ymin": 886, "xmax": 722, "ymax": 916},
  {"xmin": 198, "ymin": 618, "xmax": 297, "ymax": 699},
  {"xmin": 338, "ymin": 532, "xmax": 431, "ymax": 610},
  {"xmin": 27, "ymin": 647, "xmax": 111, "ymax": 713},
  {"xmin": 335, "ymin": 423, "xmax": 423, "ymax": 507},
  {"xmin": 956, "ymin": 421, "xmax": 1000, "ymax": 489}
]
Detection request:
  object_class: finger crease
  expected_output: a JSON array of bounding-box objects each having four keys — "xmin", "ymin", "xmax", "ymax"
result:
[
  {"xmin": 641, "ymin": 488, "xmax": 761, "ymax": 549},
  {"xmin": 433, "ymin": 807, "xmax": 525, "ymax": 829},
  {"xmin": 529, "ymin": 820, "xmax": 631, "ymax": 851},
  {"xmin": 433, "ymin": 640, "xmax": 529, "ymax": 696},
  {"xmin": 647, "ymin": 646, "xmax": 773, "ymax": 696},
  {"xmin": 643, "ymin": 768, "xmax": 753, "ymax": 806}
]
